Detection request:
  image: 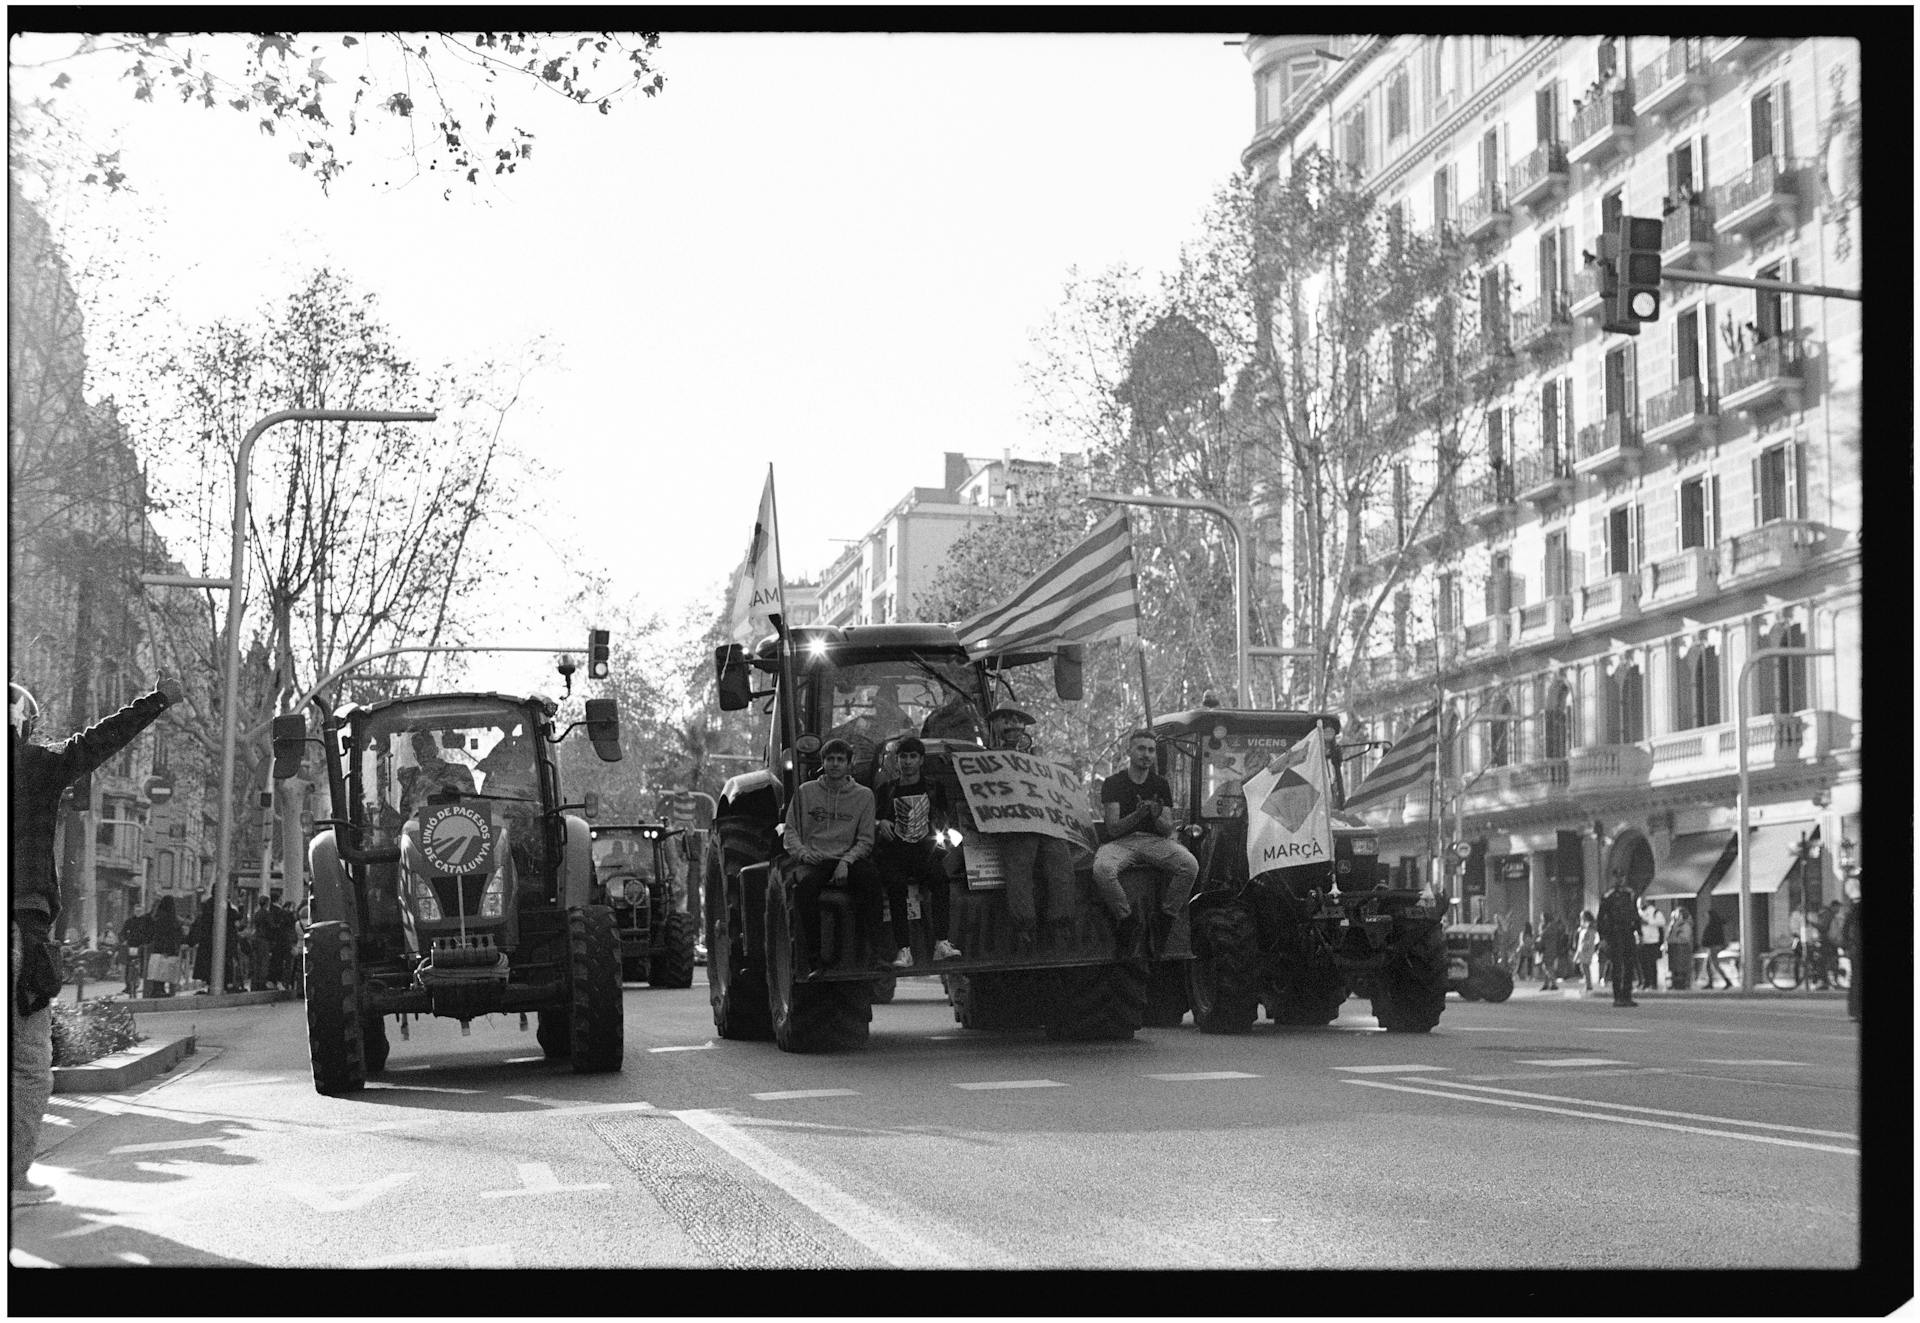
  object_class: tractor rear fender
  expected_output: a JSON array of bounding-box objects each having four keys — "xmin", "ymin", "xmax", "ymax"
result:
[
  {"xmin": 559, "ymin": 814, "xmax": 595, "ymax": 909},
  {"xmin": 308, "ymin": 829, "xmax": 352, "ymax": 929}
]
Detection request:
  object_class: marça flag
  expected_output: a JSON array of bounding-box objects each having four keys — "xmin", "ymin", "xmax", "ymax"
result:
[
  {"xmin": 955, "ymin": 510, "xmax": 1138, "ymax": 656},
  {"xmin": 1243, "ymin": 724, "xmax": 1333, "ymax": 872},
  {"xmin": 1342, "ymin": 705, "xmax": 1440, "ymax": 813},
  {"xmin": 726, "ymin": 466, "xmax": 785, "ymax": 647}
]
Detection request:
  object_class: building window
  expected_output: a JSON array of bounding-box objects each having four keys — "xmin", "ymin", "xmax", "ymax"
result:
[
  {"xmin": 1757, "ymin": 620, "xmax": 1809, "ymax": 715},
  {"xmin": 1603, "ymin": 342, "xmax": 1636, "ymax": 425},
  {"xmin": 1487, "ymin": 693, "xmax": 1513, "ymax": 767},
  {"xmin": 1754, "ymin": 260, "xmax": 1795, "ymax": 342},
  {"xmin": 1675, "ymin": 640, "xmax": 1723, "ymax": 730},
  {"xmin": 1342, "ymin": 106, "xmax": 1370, "ymax": 173},
  {"xmin": 1544, "ymin": 529, "xmax": 1570, "ymax": 597},
  {"xmin": 1601, "ymin": 186, "xmax": 1624, "ymax": 238},
  {"xmin": 154, "ymin": 851, "xmax": 176, "ymax": 887},
  {"xmin": 1603, "ymin": 503, "xmax": 1642, "ymax": 575},
  {"xmin": 1749, "ymin": 86, "xmax": 1786, "ymax": 163},
  {"xmin": 1439, "ymin": 704, "xmax": 1460, "ymax": 779},
  {"xmin": 1437, "ymin": 572, "xmax": 1459, "ymax": 634},
  {"xmin": 1542, "ymin": 676, "xmax": 1572, "ymax": 758},
  {"xmin": 1678, "ymin": 474, "xmax": 1717, "ymax": 550},
  {"xmin": 1387, "ymin": 67, "xmax": 1411, "ymax": 142},
  {"xmin": 1754, "ymin": 442, "xmax": 1799, "ymax": 524},
  {"xmin": 1606, "ymin": 659, "xmax": 1645, "ymax": 743}
]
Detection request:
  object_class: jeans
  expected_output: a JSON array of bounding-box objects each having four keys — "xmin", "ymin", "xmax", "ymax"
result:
[
  {"xmin": 790, "ymin": 858, "xmax": 883, "ymax": 964},
  {"xmin": 996, "ymin": 833, "xmax": 1076, "ymax": 934},
  {"xmin": 876, "ymin": 839, "xmax": 951, "ymax": 945},
  {"xmin": 11, "ymin": 920, "xmax": 55, "ymax": 1191},
  {"xmin": 1091, "ymin": 833, "xmax": 1199, "ymax": 921}
]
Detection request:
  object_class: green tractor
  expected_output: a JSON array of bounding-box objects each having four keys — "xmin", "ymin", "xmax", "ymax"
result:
[
  {"xmin": 273, "ymin": 690, "xmax": 627, "ymax": 1094},
  {"xmin": 589, "ymin": 823, "xmax": 698, "ymax": 987},
  {"xmin": 1154, "ymin": 705, "xmax": 1449, "ymax": 1035}
]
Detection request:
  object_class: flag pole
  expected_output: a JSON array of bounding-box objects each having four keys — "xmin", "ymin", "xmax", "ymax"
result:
[{"xmin": 764, "ymin": 465, "xmax": 799, "ymax": 757}]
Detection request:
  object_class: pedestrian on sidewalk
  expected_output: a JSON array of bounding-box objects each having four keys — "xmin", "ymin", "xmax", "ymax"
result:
[
  {"xmin": 1699, "ymin": 907, "xmax": 1734, "ymax": 989},
  {"xmin": 1514, "ymin": 918, "xmax": 1537, "ymax": 981},
  {"xmin": 1537, "ymin": 913, "xmax": 1569, "ymax": 991},
  {"xmin": 1573, "ymin": 910, "xmax": 1599, "ymax": 992},
  {"xmin": 1840, "ymin": 885, "xmax": 1860, "ymax": 1022},
  {"xmin": 1637, "ymin": 897, "xmax": 1667, "ymax": 993},
  {"xmin": 1597, "ymin": 872, "xmax": 1640, "ymax": 1007},
  {"xmin": 145, "ymin": 896, "xmax": 184, "ymax": 997},
  {"xmin": 11, "ymin": 675, "xmax": 180, "ymax": 1208},
  {"xmin": 1666, "ymin": 905, "xmax": 1695, "ymax": 990},
  {"xmin": 120, "ymin": 903, "xmax": 152, "ymax": 998}
]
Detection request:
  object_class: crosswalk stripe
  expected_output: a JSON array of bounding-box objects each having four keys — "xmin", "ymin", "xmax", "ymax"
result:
[
  {"xmin": 1145, "ymin": 1071, "xmax": 1262, "ymax": 1082},
  {"xmin": 952, "ymin": 1080, "xmax": 1065, "ymax": 1090},
  {"xmin": 1331, "ymin": 1064, "xmax": 1449, "ymax": 1074},
  {"xmin": 1515, "ymin": 1058, "xmax": 1628, "ymax": 1068},
  {"xmin": 752, "ymin": 1089, "xmax": 859, "ymax": 1101}
]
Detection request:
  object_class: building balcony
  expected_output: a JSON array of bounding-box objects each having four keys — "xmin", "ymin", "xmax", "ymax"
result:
[
  {"xmin": 1569, "ymin": 261, "xmax": 1606, "ymax": 320},
  {"xmin": 1641, "ymin": 376, "xmax": 1718, "ymax": 449},
  {"xmin": 1511, "ymin": 292, "xmax": 1572, "ymax": 351},
  {"xmin": 1509, "ymin": 594, "xmax": 1573, "ymax": 649},
  {"xmin": 1719, "ymin": 709, "xmax": 1853, "ymax": 769},
  {"xmin": 1660, "ymin": 199, "xmax": 1717, "ymax": 270},
  {"xmin": 1368, "ymin": 386, "xmax": 1400, "ymax": 428},
  {"xmin": 1576, "ymin": 571, "xmax": 1641, "ymax": 629},
  {"xmin": 1720, "ymin": 520, "xmax": 1820, "ymax": 586},
  {"xmin": 1710, "ymin": 36, "xmax": 1778, "ymax": 72},
  {"xmin": 1512, "ymin": 449, "xmax": 1574, "ymax": 506},
  {"xmin": 1711, "ymin": 157, "xmax": 1800, "ymax": 239},
  {"xmin": 1572, "ymin": 413, "xmax": 1642, "ymax": 477},
  {"xmin": 1458, "ymin": 468, "xmax": 1516, "ymax": 525},
  {"xmin": 1634, "ymin": 40, "xmax": 1711, "ymax": 120},
  {"xmin": 1569, "ymin": 89, "xmax": 1635, "ymax": 165},
  {"xmin": 1640, "ymin": 545, "xmax": 1720, "ymax": 610},
  {"xmin": 1459, "ymin": 321, "xmax": 1513, "ymax": 385},
  {"xmin": 1406, "ymin": 356, "xmax": 1460, "ymax": 412},
  {"xmin": 93, "ymin": 820, "xmax": 146, "ymax": 873},
  {"xmin": 1567, "ymin": 743, "xmax": 1653, "ymax": 794},
  {"xmin": 1455, "ymin": 185, "xmax": 1511, "ymax": 243},
  {"xmin": 1507, "ymin": 140, "xmax": 1571, "ymax": 212},
  {"xmin": 1720, "ymin": 336, "xmax": 1807, "ymax": 415},
  {"xmin": 1410, "ymin": 497, "xmax": 1457, "ymax": 554},
  {"xmin": 1456, "ymin": 613, "xmax": 1510, "ymax": 664}
]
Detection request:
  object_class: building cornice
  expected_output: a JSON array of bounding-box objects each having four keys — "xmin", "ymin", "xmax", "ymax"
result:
[{"xmin": 1370, "ymin": 37, "xmax": 1566, "ymax": 196}]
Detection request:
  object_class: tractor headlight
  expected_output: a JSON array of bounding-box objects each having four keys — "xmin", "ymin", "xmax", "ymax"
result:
[
  {"xmin": 1350, "ymin": 837, "xmax": 1379, "ymax": 856},
  {"xmin": 480, "ymin": 870, "xmax": 506, "ymax": 917},
  {"xmin": 411, "ymin": 874, "xmax": 442, "ymax": 921}
]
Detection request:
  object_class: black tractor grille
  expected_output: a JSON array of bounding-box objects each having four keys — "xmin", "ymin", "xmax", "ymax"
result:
[{"xmin": 430, "ymin": 875, "xmax": 492, "ymax": 917}]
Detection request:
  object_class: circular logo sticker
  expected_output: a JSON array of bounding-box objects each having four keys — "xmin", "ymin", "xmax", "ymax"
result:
[{"xmin": 419, "ymin": 804, "xmax": 494, "ymax": 876}]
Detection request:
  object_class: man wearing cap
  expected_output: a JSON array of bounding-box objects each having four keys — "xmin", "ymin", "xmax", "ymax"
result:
[
  {"xmin": 980, "ymin": 706, "xmax": 1076, "ymax": 953},
  {"xmin": 11, "ymin": 676, "xmax": 180, "ymax": 1207},
  {"xmin": 1093, "ymin": 730, "xmax": 1199, "ymax": 955}
]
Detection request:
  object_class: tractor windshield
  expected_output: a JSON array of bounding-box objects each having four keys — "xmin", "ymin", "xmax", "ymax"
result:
[
  {"xmin": 1195, "ymin": 724, "xmax": 1332, "ymax": 819},
  {"xmin": 811, "ymin": 654, "xmax": 986, "ymax": 778},
  {"xmin": 591, "ymin": 831, "xmax": 654, "ymax": 878},
  {"xmin": 350, "ymin": 698, "xmax": 542, "ymax": 844}
]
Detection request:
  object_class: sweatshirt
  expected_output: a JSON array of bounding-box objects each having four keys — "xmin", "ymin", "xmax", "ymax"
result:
[{"xmin": 783, "ymin": 774, "xmax": 875, "ymax": 866}]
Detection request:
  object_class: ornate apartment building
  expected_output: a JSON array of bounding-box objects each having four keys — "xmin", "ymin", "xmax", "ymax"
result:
[{"xmin": 1241, "ymin": 35, "xmax": 1862, "ymax": 945}]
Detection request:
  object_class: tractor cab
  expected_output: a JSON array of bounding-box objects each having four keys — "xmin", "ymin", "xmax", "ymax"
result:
[{"xmin": 589, "ymin": 823, "xmax": 698, "ymax": 986}]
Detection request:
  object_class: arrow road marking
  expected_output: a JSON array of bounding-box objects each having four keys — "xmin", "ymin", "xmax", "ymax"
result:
[
  {"xmin": 288, "ymin": 1171, "xmax": 417, "ymax": 1212},
  {"xmin": 479, "ymin": 1162, "xmax": 612, "ymax": 1198},
  {"xmin": 1343, "ymin": 1079, "xmax": 1859, "ymax": 1155}
]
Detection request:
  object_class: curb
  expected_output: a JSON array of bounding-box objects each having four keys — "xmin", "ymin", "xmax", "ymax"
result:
[
  {"xmin": 121, "ymin": 989, "xmax": 292, "ymax": 1014},
  {"xmin": 51, "ymin": 1033, "xmax": 197, "ymax": 1094}
]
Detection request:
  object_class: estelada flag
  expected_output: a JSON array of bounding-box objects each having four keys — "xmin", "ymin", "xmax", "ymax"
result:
[
  {"xmin": 726, "ymin": 466, "xmax": 785, "ymax": 647},
  {"xmin": 1242, "ymin": 724, "xmax": 1333, "ymax": 873}
]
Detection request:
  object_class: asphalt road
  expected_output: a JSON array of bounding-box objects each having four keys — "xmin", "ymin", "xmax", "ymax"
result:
[{"xmin": 10, "ymin": 974, "xmax": 1864, "ymax": 1282}]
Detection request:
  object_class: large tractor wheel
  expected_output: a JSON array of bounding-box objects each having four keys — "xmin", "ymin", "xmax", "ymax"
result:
[
  {"xmin": 651, "ymin": 912, "xmax": 697, "ymax": 990},
  {"xmin": 707, "ymin": 849, "xmax": 772, "ymax": 1040},
  {"xmin": 1270, "ymin": 974, "xmax": 1348, "ymax": 1026},
  {"xmin": 949, "ymin": 972, "xmax": 1045, "ymax": 1031},
  {"xmin": 1372, "ymin": 923, "xmax": 1450, "ymax": 1033},
  {"xmin": 1187, "ymin": 905, "xmax": 1260, "ymax": 1034},
  {"xmin": 303, "ymin": 921, "xmax": 366, "ymax": 1095},
  {"xmin": 568, "ymin": 905, "xmax": 625, "ymax": 1071},
  {"xmin": 765, "ymin": 883, "xmax": 869, "ymax": 1053},
  {"xmin": 1044, "ymin": 962, "xmax": 1147, "ymax": 1041},
  {"xmin": 1143, "ymin": 961, "xmax": 1190, "ymax": 1028}
]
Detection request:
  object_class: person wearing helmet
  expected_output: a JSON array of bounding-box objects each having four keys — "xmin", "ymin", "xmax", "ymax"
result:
[{"xmin": 10, "ymin": 675, "xmax": 180, "ymax": 1208}]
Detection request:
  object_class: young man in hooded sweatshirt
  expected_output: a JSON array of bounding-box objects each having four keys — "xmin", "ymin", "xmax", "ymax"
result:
[{"xmin": 783, "ymin": 738, "xmax": 887, "ymax": 975}]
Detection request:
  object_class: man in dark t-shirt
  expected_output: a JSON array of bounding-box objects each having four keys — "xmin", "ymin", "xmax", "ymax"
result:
[
  {"xmin": 1093, "ymin": 730, "xmax": 1199, "ymax": 952},
  {"xmin": 872, "ymin": 737, "xmax": 963, "ymax": 965}
]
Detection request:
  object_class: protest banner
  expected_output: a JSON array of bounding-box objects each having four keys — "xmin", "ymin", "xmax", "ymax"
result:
[
  {"xmin": 949, "ymin": 749, "xmax": 1097, "ymax": 850},
  {"xmin": 1241, "ymin": 725, "xmax": 1334, "ymax": 873}
]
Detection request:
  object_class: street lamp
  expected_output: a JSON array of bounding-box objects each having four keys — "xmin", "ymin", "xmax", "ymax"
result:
[
  {"xmin": 143, "ymin": 408, "xmax": 436, "ymax": 993},
  {"xmin": 1087, "ymin": 492, "xmax": 1251, "ymax": 706},
  {"xmin": 1733, "ymin": 644, "xmax": 1832, "ymax": 991}
]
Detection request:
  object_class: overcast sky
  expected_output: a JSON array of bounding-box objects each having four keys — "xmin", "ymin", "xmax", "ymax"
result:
[{"xmin": 13, "ymin": 29, "xmax": 1252, "ymax": 665}]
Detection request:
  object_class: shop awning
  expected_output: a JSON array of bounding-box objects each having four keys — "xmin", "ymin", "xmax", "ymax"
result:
[
  {"xmin": 1643, "ymin": 830, "xmax": 1735, "ymax": 900},
  {"xmin": 1710, "ymin": 823, "xmax": 1803, "ymax": 896}
]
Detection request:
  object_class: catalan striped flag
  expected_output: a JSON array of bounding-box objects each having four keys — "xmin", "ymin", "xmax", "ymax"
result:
[
  {"xmin": 1343, "ymin": 705, "xmax": 1440, "ymax": 813},
  {"xmin": 955, "ymin": 509, "xmax": 1139, "ymax": 657}
]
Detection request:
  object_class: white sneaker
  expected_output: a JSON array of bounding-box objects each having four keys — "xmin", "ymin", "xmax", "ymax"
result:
[
  {"xmin": 891, "ymin": 946, "xmax": 915, "ymax": 969},
  {"xmin": 933, "ymin": 940, "xmax": 963, "ymax": 961}
]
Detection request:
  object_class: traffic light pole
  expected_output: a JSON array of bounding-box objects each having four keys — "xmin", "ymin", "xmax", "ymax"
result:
[{"xmin": 1662, "ymin": 268, "xmax": 1862, "ymax": 301}]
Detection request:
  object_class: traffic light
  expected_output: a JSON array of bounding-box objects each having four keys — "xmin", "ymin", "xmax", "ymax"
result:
[
  {"xmin": 588, "ymin": 628, "xmax": 611, "ymax": 680},
  {"xmin": 1606, "ymin": 214, "xmax": 1663, "ymax": 334}
]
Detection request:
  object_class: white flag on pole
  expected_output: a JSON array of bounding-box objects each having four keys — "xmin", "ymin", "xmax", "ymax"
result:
[
  {"xmin": 1242, "ymin": 724, "xmax": 1334, "ymax": 873},
  {"xmin": 727, "ymin": 467, "xmax": 784, "ymax": 647}
]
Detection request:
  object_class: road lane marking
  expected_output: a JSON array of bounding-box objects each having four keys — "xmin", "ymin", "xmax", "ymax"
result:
[
  {"xmin": 9, "ymin": 1248, "xmax": 59, "ymax": 1268},
  {"xmin": 1342, "ymin": 1080, "xmax": 1859, "ymax": 1154},
  {"xmin": 369, "ymin": 1083, "xmax": 483, "ymax": 1095},
  {"xmin": 365, "ymin": 1243, "xmax": 515, "ymax": 1266},
  {"xmin": 1146, "ymin": 1071, "xmax": 1262, "ymax": 1081},
  {"xmin": 479, "ymin": 1162, "xmax": 612, "ymax": 1198},
  {"xmin": 1577, "ymin": 1027, "xmax": 1649, "ymax": 1033},
  {"xmin": 650, "ymin": 1042, "xmax": 716, "ymax": 1053},
  {"xmin": 287, "ymin": 1172, "xmax": 417, "ymax": 1212},
  {"xmin": 672, "ymin": 1108, "xmax": 966, "ymax": 1267},
  {"xmin": 500, "ymin": 1097, "xmax": 658, "ymax": 1117},
  {"xmin": 1447, "ymin": 1026, "xmax": 1520, "ymax": 1032},
  {"xmin": 951, "ymin": 1079, "xmax": 1066, "ymax": 1090},
  {"xmin": 1514, "ymin": 1058, "xmax": 1628, "ymax": 1068},
  {"xmin": 1428, "ymin": 1079, "xmax": 1858, "ymax": 1139},
  {"xmin": 752, "ymin": 1089, "xmax": 860, "ymax": 1101},
  {"xmin": 1694, "ymin": 1058, "xmax": 1804, "ymax": 1066},
  {"xmin": 1332, "ymin": 1064, "xmax": 1449, "ymax": 1074}
]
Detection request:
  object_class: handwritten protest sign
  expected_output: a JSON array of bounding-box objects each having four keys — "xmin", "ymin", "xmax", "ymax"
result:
[{"xmin": 950, "ymin": 749, "xmax": 1097, "ymax": 849}]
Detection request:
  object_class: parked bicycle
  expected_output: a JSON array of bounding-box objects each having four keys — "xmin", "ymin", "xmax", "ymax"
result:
[{"xmin": 1765, "ymin": 937, "xmax": 1850, "ymax": 991}]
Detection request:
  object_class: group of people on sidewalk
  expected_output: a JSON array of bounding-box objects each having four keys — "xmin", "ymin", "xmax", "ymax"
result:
[{"xmin": 116, "ymin": 893, "xmax": 302, "ymax": 999}]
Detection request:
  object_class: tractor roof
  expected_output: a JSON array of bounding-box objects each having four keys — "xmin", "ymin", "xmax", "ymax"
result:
[
  {"xmin": 753, "ymin": 622, "xmax": 967, "ymax": 660},
  {"xmin": 351, "ymin": 691, "xmax": 554, "ymax": 724},
  {"xmin": 1150, "ymin": 708, "xmax": 1343, "ymax": 740}
]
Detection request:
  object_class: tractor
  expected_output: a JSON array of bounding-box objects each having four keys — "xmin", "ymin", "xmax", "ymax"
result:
[
  {"xmin": 1153, "ymin": 704, "xmax": 1449, "ymax": 1034},
  {"xmin": 589, "ymin": 822, "xmax": 698, "ymax": 986},
  {"xmin": 705, "ymin": 623, "xmax": 1189, "ymax": 1053},
  {"xmin": 273, "ymin": 689, "xmax": 627, "ymax": 1094}
]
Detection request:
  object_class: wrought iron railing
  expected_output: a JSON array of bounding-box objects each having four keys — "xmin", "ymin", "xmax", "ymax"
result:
[{"xmin": 1571, "ymin": 88, "xmax": 1634, "ymax": 144}]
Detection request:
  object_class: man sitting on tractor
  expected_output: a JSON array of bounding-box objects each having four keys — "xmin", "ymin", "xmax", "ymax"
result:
[
  {"xmin": 1092, "ymin": 730, "xmax": 1199, "ymax": 953},
  {"xmin": 873, "ymin": 736, "xmax": 963, "ymax": 966},
  {"xmin": 782, "ymin": 738, "xmax": 889, "ymax": 976}
]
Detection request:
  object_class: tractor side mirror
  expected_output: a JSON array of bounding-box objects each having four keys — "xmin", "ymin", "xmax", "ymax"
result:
[
  {"xmin": 1053, "ymin": 644, "xmax": 1084, "ymax": 701},
  {"xmin": 270, "ymin": 714, "xmax": 308, "ymax": 780},
  {"xmin": 584, "ymin": 698, "xmax": 623, "ymax": 762},
  {"xmin": 715, "ymin": 643, "xmax": 753, "ymax": 711},
  {"xmin": 582, "ymin": 791, "xmax": 601, "ymax": 819}
]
